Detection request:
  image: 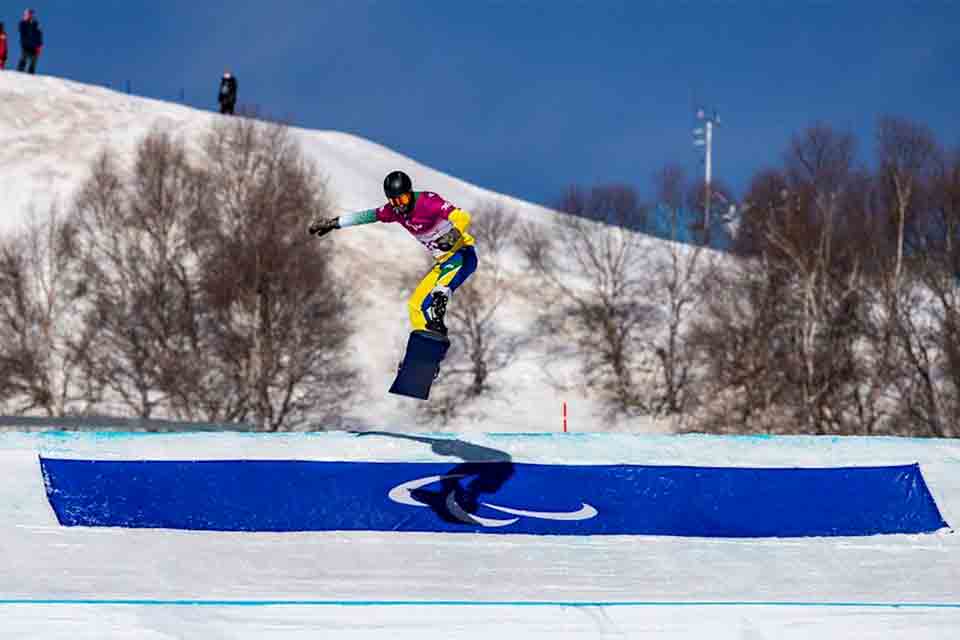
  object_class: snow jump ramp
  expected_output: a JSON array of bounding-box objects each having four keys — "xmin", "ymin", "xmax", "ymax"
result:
[
  {"xmin": 3, "ymin": 430, "xmax": 960, "ymax": 638},
  {"xmin": 40, "ymin": 454, "xmax": 947, "ymax": 538}
]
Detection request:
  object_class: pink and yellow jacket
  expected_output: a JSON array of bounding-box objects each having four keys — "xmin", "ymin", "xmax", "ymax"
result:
[{"xmin": 339, "ymin": 191, "xmax": 475, "ymax": 263}]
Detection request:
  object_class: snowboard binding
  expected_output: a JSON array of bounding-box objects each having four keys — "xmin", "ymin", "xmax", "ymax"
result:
[{"xmin": 425, "ymin": 290, "xmax": 449, "ymax": 336}]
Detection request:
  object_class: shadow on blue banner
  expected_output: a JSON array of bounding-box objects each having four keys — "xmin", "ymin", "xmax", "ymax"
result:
[{"xmin": 40, "ymin": 451, "xmax": 949, "ymax": 537}]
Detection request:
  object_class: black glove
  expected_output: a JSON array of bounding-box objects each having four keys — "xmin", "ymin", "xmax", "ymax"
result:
[{"xmin": 308, "ymin": 217, "xmax": 339, "ymax": 237}]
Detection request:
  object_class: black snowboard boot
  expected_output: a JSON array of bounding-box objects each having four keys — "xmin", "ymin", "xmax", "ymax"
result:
[{"xmin": 425, "ymin": 291, "xmax": 449, "ymax": 336}]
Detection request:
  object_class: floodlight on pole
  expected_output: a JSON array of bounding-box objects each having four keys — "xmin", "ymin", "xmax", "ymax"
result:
[{"xmin": 693, "ymin": 107, "xmax": 720, "ymax": 245}]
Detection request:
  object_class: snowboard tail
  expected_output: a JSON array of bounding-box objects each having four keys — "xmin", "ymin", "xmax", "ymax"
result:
[{"xmin": 389, "ymin": 330, "xmax": 450, "ymax": 400}]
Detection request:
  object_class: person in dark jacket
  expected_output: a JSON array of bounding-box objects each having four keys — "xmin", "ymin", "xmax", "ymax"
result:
[
  {"xmin": 0, "ymin": 23, "xmax": 8, "ymax": 70},
  {"xmin": 218, "ymin": 71, "xmax": 238, "ymax": 115},
  {"xmin": 17, "ymin": 8, "xmax": 42, "ymax": 74}
]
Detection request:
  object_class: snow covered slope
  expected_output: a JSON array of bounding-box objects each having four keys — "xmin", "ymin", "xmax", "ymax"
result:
[
  {"xmin": 0, "ymin": 74, "xmax": 688, "ymax": 432},
  {"xmin": 0, "ymin": 73, "xmax": 696, "ymax": 432},
  {"xmin": 3, "ymin": 431, "xmax": 959, "ymax": 638}
]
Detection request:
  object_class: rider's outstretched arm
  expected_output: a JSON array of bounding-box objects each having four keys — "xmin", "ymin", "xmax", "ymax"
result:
[{"xmin": 308, "ymin": 209, "xmax": 378, "ymax": 237}]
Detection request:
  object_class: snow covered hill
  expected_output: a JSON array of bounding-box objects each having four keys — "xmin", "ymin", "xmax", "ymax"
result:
[{"xmin": 0, "ymin": 74, "xmax": 689, "ymax": 432}]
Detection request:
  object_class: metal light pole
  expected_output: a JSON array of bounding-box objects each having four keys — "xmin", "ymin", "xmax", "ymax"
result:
[{"xmin": 693, "ymin": 108, "xmax": 720, "ymax": 245}]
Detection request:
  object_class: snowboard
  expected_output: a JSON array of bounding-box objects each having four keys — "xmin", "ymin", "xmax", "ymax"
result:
[{"xmin": 389, "ymin": 330, "xmax": 451, "ymax": 400}]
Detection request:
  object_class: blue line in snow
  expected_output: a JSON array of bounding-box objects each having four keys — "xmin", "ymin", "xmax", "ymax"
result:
[{"xmin": 0, "ymin": 600, "xmax": 959, "ymax": 608}]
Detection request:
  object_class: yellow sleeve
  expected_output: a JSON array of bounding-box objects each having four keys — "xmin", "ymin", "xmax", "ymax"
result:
[{"xmin": 449, "ymin": 208, "xmax": 471, "ymax": 233}]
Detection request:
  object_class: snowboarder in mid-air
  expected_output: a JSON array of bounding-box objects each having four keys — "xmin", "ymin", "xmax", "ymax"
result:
[
  {"xmin": 308, "ymin": 170, "xmax": 477, "ymax": 337},
  {"xmin": 309, "ymin": 170, "xmax": 476, "ymax": 399}
]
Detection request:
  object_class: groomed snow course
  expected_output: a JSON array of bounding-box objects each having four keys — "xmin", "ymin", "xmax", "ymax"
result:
[{"xmin": 2, "ymin": 430, "xmax": 959, "ymax": 637}]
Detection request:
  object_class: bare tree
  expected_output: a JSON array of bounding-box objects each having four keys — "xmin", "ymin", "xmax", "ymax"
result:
[
  {"xmin": 929, "ymin": 151, "xmax": 960, "ymax": 425},
  {"xmin": 517, "ymin": 217, "xmax": 554, "ymax": 274},
  {"xmin": 694, "ymin": 125, "xmax": 870, "ymax": 434},
  {"xmin": 471, "ymin": 199, "xmax": 517, "ymax": 258},
  {"xmin": 199, "ymin": 116, "xmax": 354, "ymax": 430},
  {"xmin": 785, "ymin": 122, "xmax": 856, "ymax": 198},
  {"xmin": 695, "ymin": 120, "xmax": 960, "ymax": 436},
  {"xmin": 877, "ymin": 278, "xmax": 951, "ymax": 436},
  {"xmin": 558, "ymin": 183, "xmax": 649, "ymax": 232},
  {"xmin": 0, "ymin": 207, "xmax": 98, "ymax": 415},
  {"xmin": 693, "ymin": 201, "xmax": 865, "ymax": 434},
  {"xmin": 687, "ymin": 254, "xmax": 790, "ymax": 433},
  {"xmin": 737, "ymin": 124, "xmax": 859, "ymax": 265},
  {"xmin": 650, "ymin": 165, "xmax": 708, "ymax": 415},
  {"xmin": 68, "ymin": 120, "xmax": 351, "ymax": 429},
  {"xmin": 72, "ymin": 132, "xmax": 210, "ymax": 419},
  {"xmin": 733, "ymin": 170, "xmax": 790, "ymax": 257},
  {"xmin": 527, "ymin": 185, "xmax": 659, "ymax": 415},
  {"xmin": 850, "ymin": 119, "xmax": 954, "ymax": 438},
  {"xmin": 875, "ymin": 145, "xmax": 960, "ymax": 437},
  {"xmin": 877, "ymin": 116, "xmax": 937, "ymax": 286},
  {"xmin": 765, "ymin": 196, "xmax": 864, "ymax": 433},
  {"xmin": 929, "ymin": 146, "xmax": 960, "ymax": 270}
]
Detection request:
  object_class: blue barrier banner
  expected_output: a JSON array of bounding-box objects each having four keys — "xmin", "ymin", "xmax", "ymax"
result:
[{"xmin": 39, "ymin": 458, "xmax": 949, "ymax": 537}]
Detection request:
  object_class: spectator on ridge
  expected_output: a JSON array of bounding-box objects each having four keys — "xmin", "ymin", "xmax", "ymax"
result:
[
  {"xmin": 17, "ymin": 8, "xmax": 42, "ymax": 74},
  {"xmin": 218, "ymin": 70, "xmax": 238, "ymax": 115},
  {"xmin": 0, "ymin": 23, "xmax": 8, "ymax": 70}
]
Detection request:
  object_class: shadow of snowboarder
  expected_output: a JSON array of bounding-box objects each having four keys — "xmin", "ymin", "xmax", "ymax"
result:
[{"xmin": 352, "ymin": 431, "xmax": 515, "ymax": 526}]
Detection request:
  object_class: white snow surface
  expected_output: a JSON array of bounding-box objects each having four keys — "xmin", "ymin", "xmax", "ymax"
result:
[
  {"xmin": 3, "ymin": 75, "xmax": 960, "ymax": 638},
  {"xmin": 0, "ymin": 73, "xmax": 698, "ymax": 432},
  {"xmin": 2, "ymin": 431, "xmax": 960, "ymax": 638}
]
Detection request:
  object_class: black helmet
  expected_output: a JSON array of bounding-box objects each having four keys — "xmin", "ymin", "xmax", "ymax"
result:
[{"xmin": 383, "ymin": 170, "xmax": 413, "ymax": 199}]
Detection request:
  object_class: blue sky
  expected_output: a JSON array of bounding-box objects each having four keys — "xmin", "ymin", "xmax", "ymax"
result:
[{"xmin": 15, "ymin": 1, "xmax": 960, "ymax": 206}]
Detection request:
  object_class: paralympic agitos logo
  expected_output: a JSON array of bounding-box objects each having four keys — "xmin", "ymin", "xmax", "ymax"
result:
[{"xmin": 388, "ymin": 473, "xmax": 599, "ymax": 528}]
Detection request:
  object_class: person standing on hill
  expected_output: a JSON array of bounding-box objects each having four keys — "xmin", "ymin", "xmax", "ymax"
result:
[
  {"xmin": 0, "ymin": 23, "xmax": 8, "ymax": 70},
  {"xmin": 218, "ymin": 71, "xmax": 238, "ymax": 115},
  {"xmin": 17, "ymin": 8, "xmax": 42, "ymax": 74}
]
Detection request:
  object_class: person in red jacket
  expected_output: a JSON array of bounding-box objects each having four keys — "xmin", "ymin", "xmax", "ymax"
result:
[{"xmin": 0, "ymin": 22, "xmax": 8, "ymax": 70}]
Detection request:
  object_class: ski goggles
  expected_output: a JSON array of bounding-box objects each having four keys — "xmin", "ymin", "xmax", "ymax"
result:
[{"xmin": 389, "ymin": 192, "xmax": 412, "ymax": 208}]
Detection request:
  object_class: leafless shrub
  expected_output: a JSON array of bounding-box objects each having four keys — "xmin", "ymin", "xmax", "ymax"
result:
[
  {"xmin": 691, "ymin": 232, "xmax": 866, "ymax": 435},
  {"xmin": 869, "ymin": 143, "xmax": 960, "ymax": 437},
  {"xmin": 0, "ymin": 207, "xmax": 98, "ymax": 415},
  {"xmin": 198, "ymin": 116, "xmax": 354, "ymax": 430},
  {"xmin": 699, "ymin": 119, "xmax": 957, "ymax": 436},
  {"xmin": 877, "ymin": 116, "xmax": 938, "ymax": 286},
  {"xmin": 736, "ymin": 124, "xmax": 858, "ymax": 262},
  {"xmin": 67, "ymin": 119, "xmax": 352, "ymax": 429},
  {"xmin": 649, "ymin": 166, "xmax": 709, "ymax": 415},
  {"xmin": 687, "ymin": 257, "xmax": 790, "ymax": 433},
  {"xmin": 526, "ymin": 185, "xmax": 660, "ymax": 415},
  {"xmin": 929, "ymin": 151, "xmax": 960, "ymax": 425},
  {"xmin": 872, "ymin": 275, "xmax": 954, "ymax": 437},
  {"xmin": 517, "ymin": 217, "xmax": 554, "ymax": 274},
  {"xmin": 694, "ymin": 124, "xmax": 872, "ymax": 434},
  {"xmin": 785, "ymin": 122, "xmax": 856, "ymax": 197},
  {"xmin": 72, "ymin": 131, "xmax": 211, "ymax": 419},
  {"xmin": 469, "ymin": 199, "xmax": 517, "ymax": 260}
]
